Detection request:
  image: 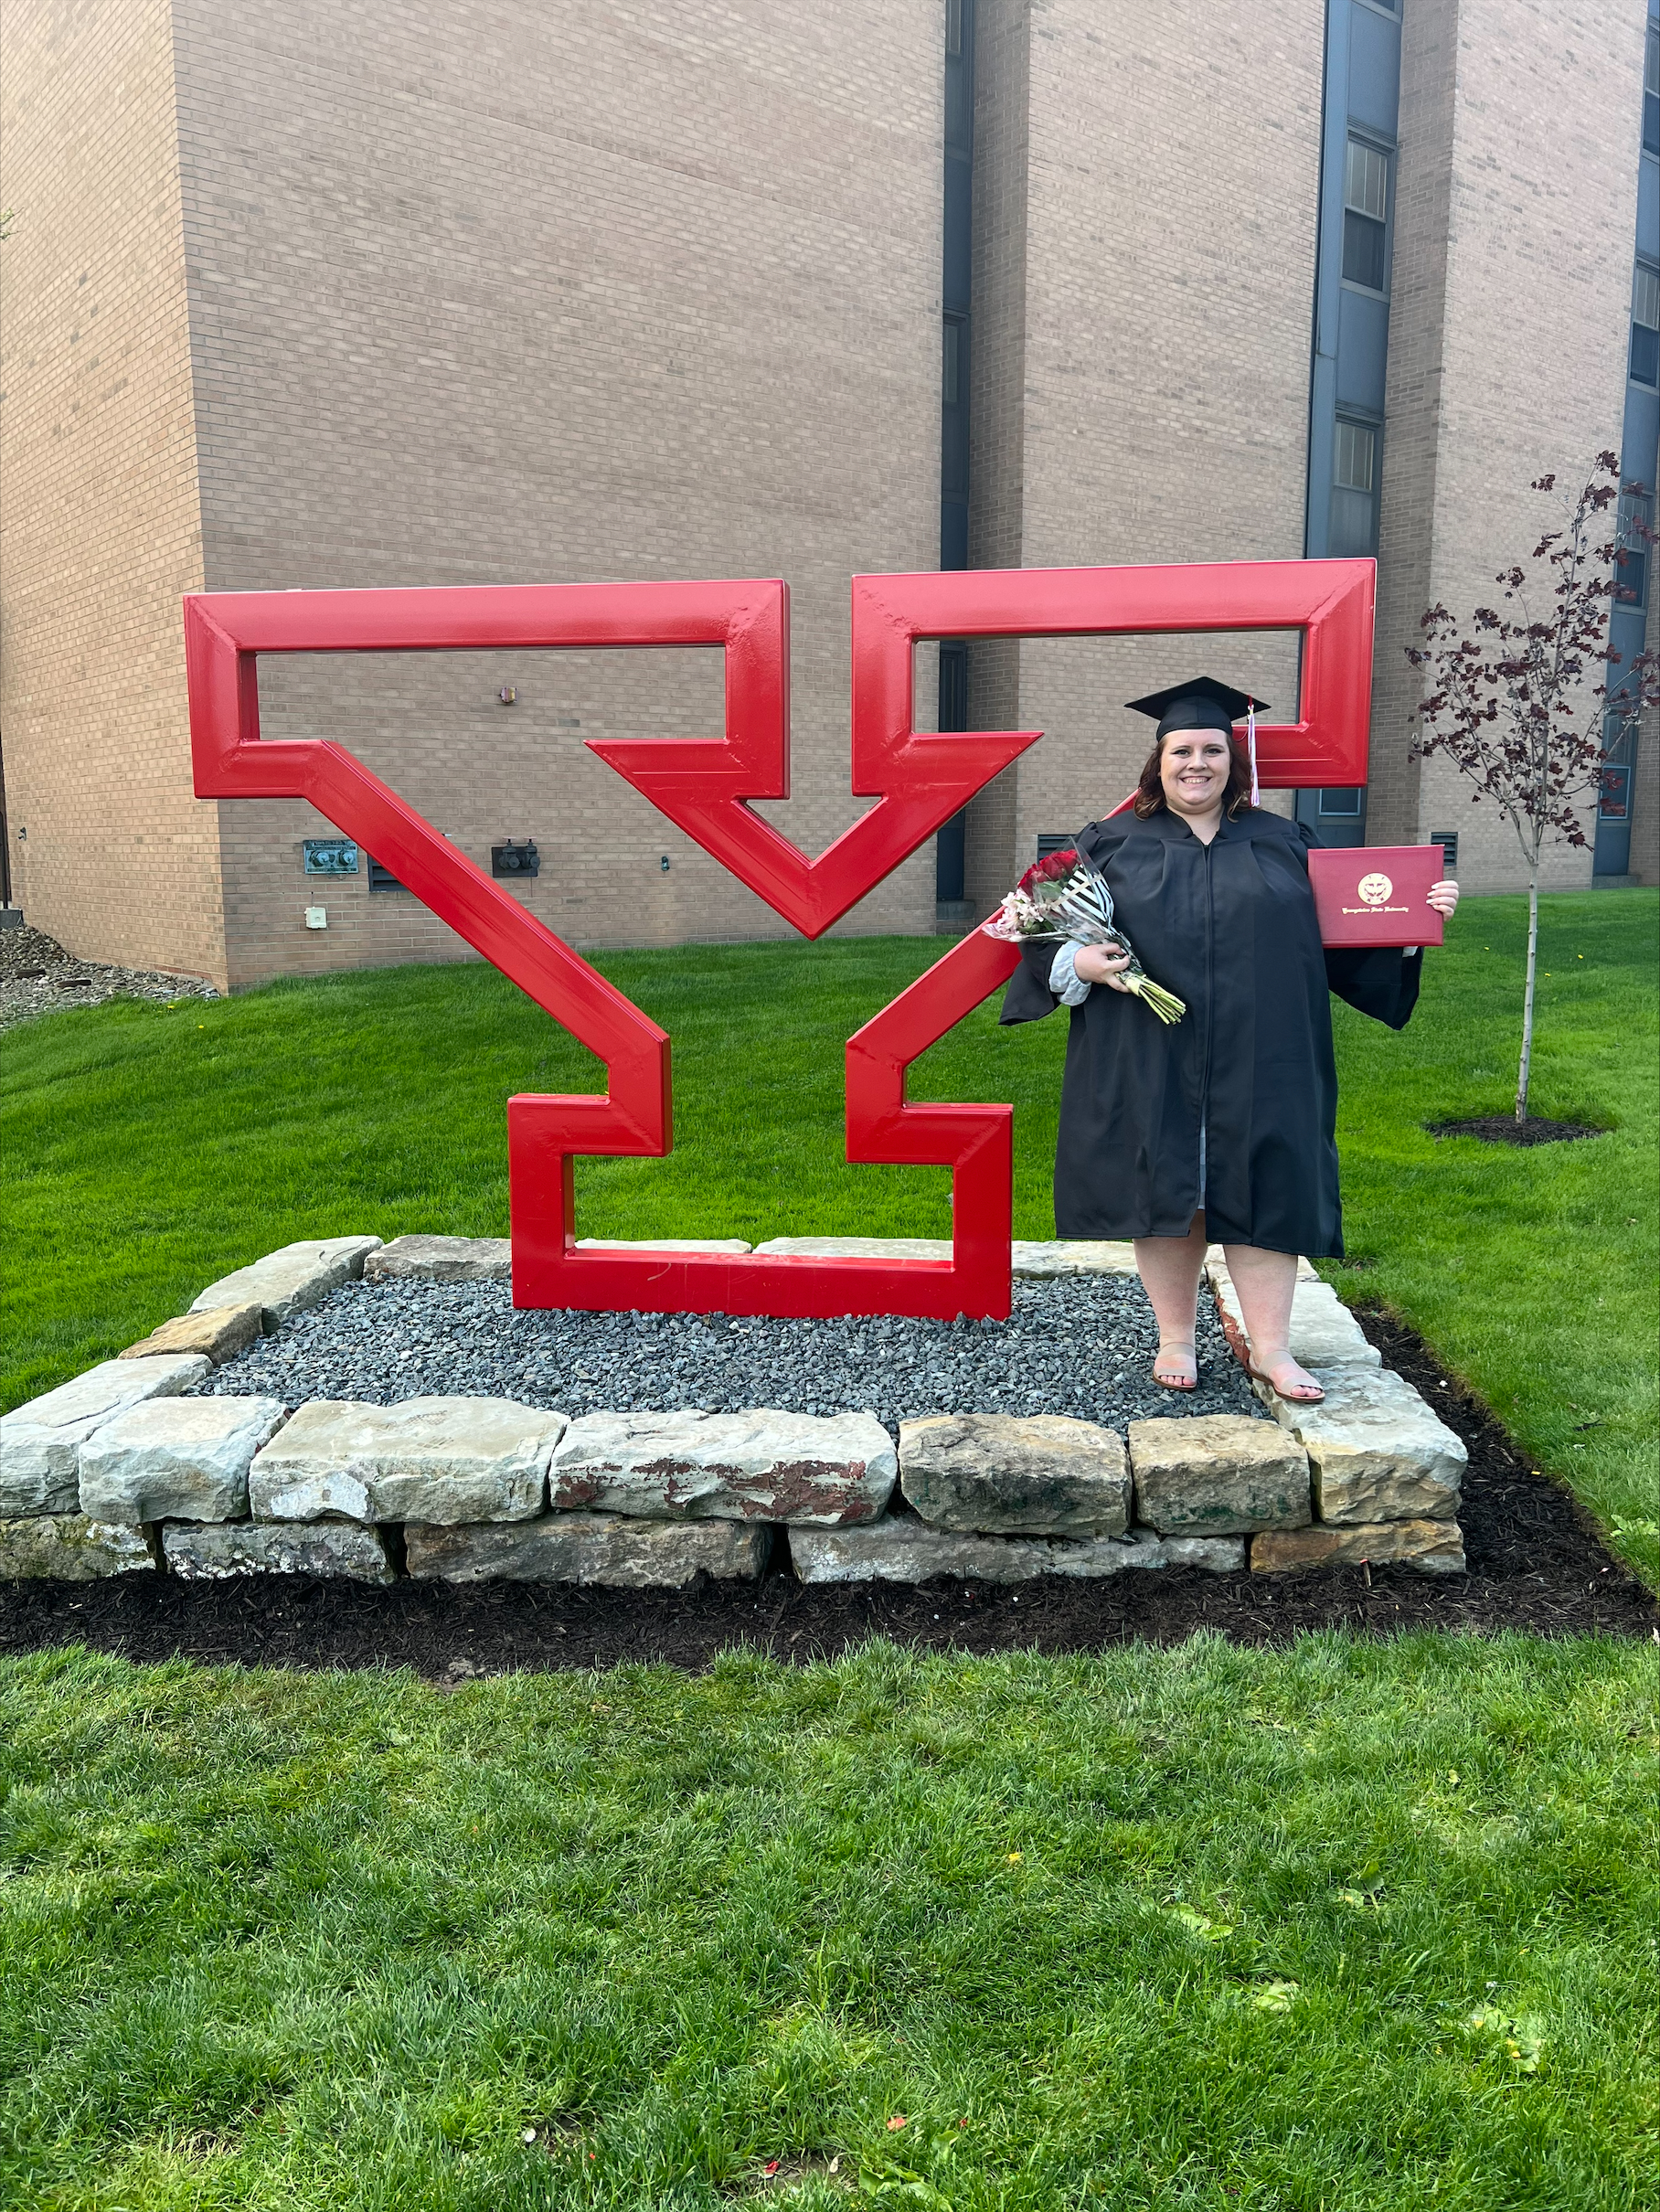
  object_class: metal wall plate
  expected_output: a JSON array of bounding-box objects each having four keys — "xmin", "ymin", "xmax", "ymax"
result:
[{"xmin": 303, "ymin": 837, "xmax": 359, "ymax": 875}]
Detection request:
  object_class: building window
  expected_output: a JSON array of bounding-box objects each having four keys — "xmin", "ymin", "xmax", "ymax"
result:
[
  {"xmin": 1632, "ymin": 261, "xmax": 1660, "ymax": 386},
  {"xmin": 1342, "ymin": 138, "xmax": 1389, "ymax": 292},
  {"xmin": 1330, "ymin": 417, "xmax": 1378, "ymax": 556},
  {"xmin": 942, "ymin": 315, "xmax": 962, "ymax": 406},
  {"xmin": 1646, "ymin": 25, "xmax": 1659, "ymax": 156},
  {"xmin": 1617, "ymin": 490, "xmax": 1653, "ymax": 610},
  {"xmin": 1318, "ymin": 788, "xmax": 1364, "ymax": 816}
]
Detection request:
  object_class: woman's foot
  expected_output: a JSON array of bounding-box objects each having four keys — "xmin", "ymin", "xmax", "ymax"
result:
[
  {"xmin": 1249, "ymin": 1352, "xmax": 1325, "ymax": 1404},
  {"xmin": 1154, "ymin": 1341, "xmax": 1198, "ymax": 1391}
]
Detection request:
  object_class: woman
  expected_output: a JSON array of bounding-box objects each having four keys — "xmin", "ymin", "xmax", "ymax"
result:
[{"xmin": 1000, "ymin": 676, "xmax": 1459, "ymax": 1403}]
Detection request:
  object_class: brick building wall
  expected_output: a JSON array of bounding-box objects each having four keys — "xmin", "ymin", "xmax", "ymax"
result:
[
  {"xmin": 168, "ymin": 0, "xmax": 946, "ymax": 987},
  {"xmin": 962, "ymin": 0, "xmax": 1325, "ymax": 911},
  {"xmin": 3, "ymin": 0, "xmax": 1650, "ymax": 982},
  {"xmin": 0, "ymin": 0, "xmax": 223, "ymax": 981},
  {"xmin": 1367, "ymin": 0, "xmax": 1644, "ymax": 891}
]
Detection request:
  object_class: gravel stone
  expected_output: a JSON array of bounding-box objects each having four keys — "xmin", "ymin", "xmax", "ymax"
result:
[
  {"xmin": 193, "ymin": 1272, "xmax": 1266, "ymax": 1441},
  {"xmin": 0, "ymin": 925, "xmax": 218, "ymax": 1035}
]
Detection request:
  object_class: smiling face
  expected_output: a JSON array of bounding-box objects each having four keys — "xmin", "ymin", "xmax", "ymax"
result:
[{"xmin": 1158, "ymin": 728, "xmax": 1234, "ymax": 819}]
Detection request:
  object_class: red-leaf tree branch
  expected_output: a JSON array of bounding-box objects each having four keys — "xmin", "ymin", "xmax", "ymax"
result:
[{"xmin": 1406, "ymin": 453, "xmax": 1660, "ymax": 1120}]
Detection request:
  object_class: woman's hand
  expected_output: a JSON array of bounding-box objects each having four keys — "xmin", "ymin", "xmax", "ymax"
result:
[
  {"xmin": 1073, "ymin": 941, "xmax": 1135, "ymax": 992},
  {"xmin": 1426, "ymin": 877, "xmax": 1460, "ymax": 920}
]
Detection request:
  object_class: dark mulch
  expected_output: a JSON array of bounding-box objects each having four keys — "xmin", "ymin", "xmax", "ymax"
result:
[
  {"xmin": 2, "ymin": 1308, "xmax": 1653, "ymax": 1678},
  {"xmin": 1428, "ymin": 1115, "xmax": 1604, "ymax": 1146}
]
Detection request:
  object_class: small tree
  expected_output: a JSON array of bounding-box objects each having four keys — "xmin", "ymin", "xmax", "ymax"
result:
[{"xmin": 1406, "ymin": 452, "xmax": 1660, "ymax": 1122}]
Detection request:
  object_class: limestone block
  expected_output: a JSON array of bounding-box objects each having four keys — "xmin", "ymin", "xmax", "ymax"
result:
[
  {"xmin": 1208, "ymin": 1271, "xmax": 1379, "ymax": 1374},
  {"xmin": 1, "ymin": 1355, "xmax": 212, "ymax": 1515},
  {"xmin": 1161, "ymin": 1534, "xmax": 1250, "ymax": 1571},
  {"xmin": 79, "ymin": 1395, "xmax": 286, "ymax": 1524},
  {"xmin": 250, "ymin": 1397, "xmax": 562, "ymax": 1524},
  {"xmin": 365, "ymin": 1235, "xmax": 511, "ymax": 1282},
  {"xmin": 163, "ymin": 1520, "xmax": 396, "ymax": 1581},
  {"xmin": 752, "ymin": 1236, "xmax": 953, "ymax": 1260},
  {"xmin": 748, "ymin": 1237, "xmax": 1138, "ymax": 1277},
  {"xmin": 119, "ymin": 1303, "xmax": 265, "ymax": 1365},
  {"xmin": 405, "ymin": 1513, "xmax": 771, "ymax": 1586},
  {"xmin": 1253, "ymin": 1365, "xmax": 1466, "ymax": 1522},
  {"xmin": 0, "ymin": 1515, "xmax": 157, "ymax": 1579},
  {"xmin": 899, "ymin": 1412, "xmax": 1130, "ymax": 1536},
  {"xmin": 1129, "ymin": 1414, "xmax": 1311, "ymax": 1535},
  {"xmin": 1011, "ymin": 1240, "xmax": 1139, "ymax": 1277},
  {"xmin": 574, "ymin": 1237, "xmax": 753, "ymax": 1253},
  {"xmin": 1250, "ymin": 1519, "xmax": 1466, "ymax": 1575},
  {"xmin": 189, "ymin": 1236, "xmax": 382, "ymax": 1325},
  {"xmin": 788, "ymin": 1518, "xmax": 1172, "ymax": 1584},
  {"xmin": 550, "ymin": 1409, "xmax": 895, "ymax": 1525}
]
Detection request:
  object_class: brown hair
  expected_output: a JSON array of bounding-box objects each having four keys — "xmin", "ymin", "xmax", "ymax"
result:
[{"xmin": 1131, "ymin": 728, "xmax": 1256, "ymax": 819}]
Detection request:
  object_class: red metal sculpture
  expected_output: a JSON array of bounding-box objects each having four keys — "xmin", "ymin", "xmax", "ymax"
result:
[{"xmin": 185, "ymin": 558, "xmax": 1374, "ymax": 1319}]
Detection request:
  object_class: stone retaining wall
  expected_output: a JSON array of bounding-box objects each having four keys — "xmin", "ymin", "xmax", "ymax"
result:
[{"xmin": 0, "ymin": 1234, "xmax": 1468, "ymax": 1586}]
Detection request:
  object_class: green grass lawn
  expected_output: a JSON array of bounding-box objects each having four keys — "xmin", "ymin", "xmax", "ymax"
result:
[
  {"xmin": 4, "ymin": 888, "xmax": 1655, "ymax": 1579},
  {"xmin": 4, "ymin": 1632, "xmax": 1657, "ymax": 2211}
]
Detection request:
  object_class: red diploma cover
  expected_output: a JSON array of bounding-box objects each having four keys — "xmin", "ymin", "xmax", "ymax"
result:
[{"xmin": 1307, "ymin": 845, "xmax": 1446, "ymax": 948}]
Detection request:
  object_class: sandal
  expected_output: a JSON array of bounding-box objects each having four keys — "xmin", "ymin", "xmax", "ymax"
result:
[
  {"xmin": 1247, "ymin": 1355, "xmax": 1325, "ymax": 1404},
  {"xmin": 1154, "ymin": 1342, "xmax": 1198, "ymax": 1392}
]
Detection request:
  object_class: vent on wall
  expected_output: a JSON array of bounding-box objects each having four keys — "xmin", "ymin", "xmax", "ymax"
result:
[
  {"xmin": 1431, "ymin": 831, "xmax": 1458, "ymax": 873},
  {"xmin": 1036, "ymin": 834, "xmax": 1072, "ymax": 859},
  {"xmin": 367, "ymin": 857, "xmax": 406, "ymax": 893}
]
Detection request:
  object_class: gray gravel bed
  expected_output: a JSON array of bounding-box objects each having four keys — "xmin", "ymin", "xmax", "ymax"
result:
[
  {"xmin": 195, "ymin": 1274, "xmax": 1266, "ymax": 1436},
  {"xmin": 0, "ymin": 925, "xmax": 218, "ymax": 1033}
]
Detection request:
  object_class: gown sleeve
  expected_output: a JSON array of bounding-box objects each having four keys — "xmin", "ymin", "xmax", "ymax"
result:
[
  {"xmin": 998, "ymin": 936, "xmax": 1068, "ymax": 1025},
  {"xmin": 1323, "ymin": 944, "xmax": 1423, "ymax": 1029}
]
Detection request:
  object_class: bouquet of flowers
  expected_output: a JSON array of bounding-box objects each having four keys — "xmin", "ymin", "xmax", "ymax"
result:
[{"xmin": 982, "ymin": 848, "xmax": 1186, "ymax": 1024}]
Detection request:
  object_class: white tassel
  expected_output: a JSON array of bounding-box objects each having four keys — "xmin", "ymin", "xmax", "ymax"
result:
[{"xmin": 1247, "ymin": 697, "xmax": 1260, "ymax": 808}]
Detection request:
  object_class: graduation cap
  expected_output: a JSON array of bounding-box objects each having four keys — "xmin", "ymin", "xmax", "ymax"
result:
[{"xmin": 1124, "ymin": 676, "xmax": 1269, "ymax": 805}]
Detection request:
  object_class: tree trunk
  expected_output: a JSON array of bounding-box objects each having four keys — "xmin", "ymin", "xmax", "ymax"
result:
[{"xmin": 1516, "ymin": 868, "xmax": 1539, "ymax": 1122}]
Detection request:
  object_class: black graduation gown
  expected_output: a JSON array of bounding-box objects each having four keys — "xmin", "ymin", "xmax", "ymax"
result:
[{"xmin": 997, "ymin": 807, "xmax": 1422, "ymax": 1257}]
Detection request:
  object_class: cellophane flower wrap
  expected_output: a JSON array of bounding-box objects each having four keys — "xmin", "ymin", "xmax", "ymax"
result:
[{"xmin": 981, "ymin": 848, "xmax": 1186, "ymax": 1025}]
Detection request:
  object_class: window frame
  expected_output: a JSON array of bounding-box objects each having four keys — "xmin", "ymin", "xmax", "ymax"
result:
[
  {"xmin": 1329, "ymin": 412, "xmax": 1382, "ymax": 558},
  {"xmin": 1340, "ymin": 133, "xmax": 1393, "ymax": 297}
]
